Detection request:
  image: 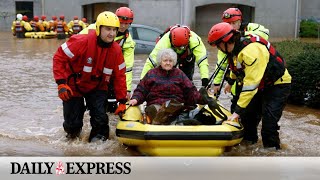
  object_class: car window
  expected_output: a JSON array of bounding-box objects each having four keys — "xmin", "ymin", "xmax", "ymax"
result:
[
  {"xmin": 136, "ymin": 28, "xmax": 160, "ymax": 42},
  {"xmin": 128, "ymin": 27, "xmax": 136, "ymax": 39}
]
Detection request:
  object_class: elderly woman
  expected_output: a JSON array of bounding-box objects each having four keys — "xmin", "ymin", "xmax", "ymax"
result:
[{"xmin": 128, "ymin": 48, "xmax": 206, "ymax": 123}]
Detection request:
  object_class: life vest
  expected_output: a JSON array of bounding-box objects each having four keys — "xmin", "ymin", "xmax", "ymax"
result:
[
  {"xmin": 72, "ymin": 20, "xmax": 82, "ymax": 34},
  {"xmin": 49, "ymin": 20, "xmax": 56, "ymax": 31},
  {"xmin": 115, "ymin": 30, "xmax": 129, "ymax": 48},
  {"xmin": 56, "ymin": 21, "xmax": 64, "ymax": 34},
  {"xmin": 230, "ymin": 34, "xmax": 286, "ymax": 89},
  {"xmin": 67, "ymin": 30, "xmax": 115, "ymax": 94},
  {"xmin": 15, "ymin": 21, "xmax": 24, "ymax": 32},
  {"xmin": 31, "ymin": 21, "xmax": 38, "ymax": 32}
]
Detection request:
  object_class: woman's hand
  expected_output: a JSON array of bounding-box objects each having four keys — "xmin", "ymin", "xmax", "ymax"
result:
[
  {"xmin": 227, "ymin": 112, "xmax": 239, "ymax": 121},
  {"xmin": 212, "ymin": 85, "xmax": 221, "ymax": 94},
  {"xmin": 224, "ymin": 83, "xmax": 232, "ymax": 94},
  {"xmin": 128, "ymin": 99, "xmax": 138, "ymax": 106}
]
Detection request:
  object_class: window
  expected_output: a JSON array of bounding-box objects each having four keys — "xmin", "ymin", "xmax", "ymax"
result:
[
  {"xmin": 136, "ymin": 28, "xmax": 160, "ymax": 42},
  {"xmin": 16, "ymin": 1, "xmax": 33, "ymax": 19}
]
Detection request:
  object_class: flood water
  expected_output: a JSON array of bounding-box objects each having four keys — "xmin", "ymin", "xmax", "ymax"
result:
[{"xmin": 0, "ymin": 32, "xmax": 319, "ymax": 156}]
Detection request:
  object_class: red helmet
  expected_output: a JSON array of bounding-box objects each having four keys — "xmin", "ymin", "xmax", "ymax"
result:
[
  {"xmin": 208, "ymin": 22, "xmax": 235, "ymax": 47},
  {"xmin": 73, "ymin": 16, "xmax": 78, "ymax": 20},
  {"xmin": 34, "ymin": 16, "xmax": 39, "ymax": 21},
  {"xmin": 81, "ymin": 17, "xmax": 87, "ymax": 23},
  {"xmin": 22, "ymin": 15, "xmax": 28, "ymax": 21},
  {"xmin": 52, "ymin": 16, "xmax": 57, "ymax": 20},
  {"xmin": 170, "ymin": 25, "xmax": 191, "ymax": 48},
  {"xmin": 222, "ymin": 8, "xmax": 242, "ymax": 23},
  {"xmin": 116, "ymin": 7, "xmax": 134, "ymax": 23},
  {"xmin": 41, "ymin": 15, "xmax": 46, "ymax": 20},
  {"xmin": 59, "ymin": 15, "xmax": 65, "ymax": 20}
]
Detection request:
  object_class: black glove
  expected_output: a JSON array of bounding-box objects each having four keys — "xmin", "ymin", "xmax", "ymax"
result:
[
  {"xmin": 226, "ymin": 77, "xmax": 235, "ymax": 86},
  {"xmin": 201, "ymin": 78, "xmax": 209, "ymax": 87}
]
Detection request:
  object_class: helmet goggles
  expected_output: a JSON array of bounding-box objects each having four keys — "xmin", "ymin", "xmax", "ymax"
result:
[
  {"xmin": 223, "ymin": 12, "xmax": 241, "ymax": 19},
  {"xmin": 118, "ymin": 16, "xmax": 133, "ymax": 21},
  {"xmin": 173, "ymin": 45, "xmax": 187, "ymax": 50},
  {"xmin": 208, "ymin": 29, "xmax": 233, "ymax": 46}
]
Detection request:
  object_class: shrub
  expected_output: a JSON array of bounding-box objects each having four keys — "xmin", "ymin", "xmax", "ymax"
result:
[
  {"xmin": 299, "ymin": 19, "xmax": 319, "ymax": 38},
  {"xmin": 273, "ymin": 41, "xmax": 320, "ymax": 108}
]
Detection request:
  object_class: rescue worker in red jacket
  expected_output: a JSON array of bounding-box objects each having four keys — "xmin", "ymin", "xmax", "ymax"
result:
[
  {"xmin": 53, "ymin": 11, "xmax": 127, "ymax": 142},
  {"xmin": 207, "ymin": 22, "xmax": 291, "ymax": 149}
]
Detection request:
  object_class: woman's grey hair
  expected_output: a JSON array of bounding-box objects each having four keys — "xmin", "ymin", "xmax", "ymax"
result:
[{"xmin": 157, "ymin": 48, "xmax": 177, "ymax": 66}]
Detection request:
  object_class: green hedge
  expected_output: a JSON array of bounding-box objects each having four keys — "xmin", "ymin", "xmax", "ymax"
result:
[
  {"xmin": 273, "ymin": 40, "xmax": 320, "ymax": 108},
  {"xmin": 299, "ymin": 19, "xmax": 319, "ymax": 38}
]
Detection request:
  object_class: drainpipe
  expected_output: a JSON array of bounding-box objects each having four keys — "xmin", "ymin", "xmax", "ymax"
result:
[
  {"xmin": 180, "ymin": 0, "xmax": 184, "ymax": 24},
  {"xmin": 181, "ymin": 0, "xmax": 191, "ymax": 26},
  {"xmin": 41, "ymin": 0, "xmax": 45, "ymax": 15},
  {"xmin": 294, "ymin": 0, "xmax": 299, "ymax": 39}
]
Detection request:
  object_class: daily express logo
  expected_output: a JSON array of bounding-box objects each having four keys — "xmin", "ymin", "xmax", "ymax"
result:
[{"xmin": 10, "ymin": 161, "xmax": 131, "ymax": 175}]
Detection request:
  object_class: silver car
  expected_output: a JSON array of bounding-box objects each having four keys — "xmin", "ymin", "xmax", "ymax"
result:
[{"xmin": 128, "ymin": 24, "xmax": 164, "ymax": 54}]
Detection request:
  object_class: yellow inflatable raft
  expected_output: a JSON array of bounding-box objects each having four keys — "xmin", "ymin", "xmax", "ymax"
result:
[
  {"xmin": 24, "ymin": 31, "xmax": 57, "ymax": 39},
  {"xmin": 116, "ymin": 105, "xmax": 243, "ymax": 156}
]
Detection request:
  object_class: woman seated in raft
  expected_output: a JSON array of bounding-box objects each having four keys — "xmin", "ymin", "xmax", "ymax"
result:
[{"xmin": 128, "ymin": 48, "xmax": 223, "ymax": 125}]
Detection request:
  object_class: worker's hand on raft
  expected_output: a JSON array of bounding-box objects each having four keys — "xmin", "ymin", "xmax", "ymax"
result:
[
  {"xmin": 126, "ymin": 91, "xmax": 131, "ymax": 100},
  {"xmin": 128, "ymin": 99, "xmax": 138, "ymax": 106},
  {"xmin": 212, "ymin": 85, "xmax": 220, "ymax": 94},
  {"xmin": 224, "ymin": 83, "xmax": 232, "ymax": 94},
  {"xmin": 58, "ymin": 84, "xmax": 73, "ymax": 101},
  {"xmin": 228, "ymin": 113, "xmax": 239, "ymax": 121}
]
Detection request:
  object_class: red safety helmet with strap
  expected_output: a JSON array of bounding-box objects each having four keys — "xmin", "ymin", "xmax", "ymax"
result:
[
  {"xmin": 116, "ymin": 7, "xmax": 134, "ymax": 23},
  {"xmin": 222, "ymin": 8, "xmax": 242, "ymax": 23},
  {"xmin": 41, "ymin": 15, "xmax": 46, "ymax": 21},
  {"xmin": 208, "ymin": 22, "xmax": 235, "ymax": 47},
  {"xmin": 59, "ymin": 15, "xmax": 65, "ymax": 20},
  {"xmin": 52, "ymin": 16, "xmax": 57, "ymax": 21},
  {"xmin": 22, "ymin": 15, "xmax": 28, "ymax": 21},
  {"xmin": 81, "ymin": 17, "xmax": 87, "ymax": 23},
  {"xmin": 74, "ymin": 16, "xmax": 78, "ymax": 20},
  {"xmin": 169, "ymin": 25, "xmax": 191, "ymax": 49},
  {"xmin": 34, "ymin": 16, "xmax": 39, "ymax": 22}
]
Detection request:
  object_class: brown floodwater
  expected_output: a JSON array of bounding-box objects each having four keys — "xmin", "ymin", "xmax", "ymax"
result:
[{"xmin": 0, "ymin": 32, "xmax": 319, "ymax": 156}]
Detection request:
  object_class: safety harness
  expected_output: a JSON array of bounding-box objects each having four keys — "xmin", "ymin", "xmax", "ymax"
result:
[
  {"xmin": 230, "ymin": 34, "xmax": 286, "ymax": 89},
  {"xmin": 31, "ymin": 21, "xmax": 38, "ymax": 32},
  {"xmin": 15, "ymin": 21, "xmax": 24, "ymax": 32},
  {"xmin": 115, "ymin": 30, "xmax": 129, "ymax": 48},
  {"xmin": 72, "ymin": 20, "xmax": 82, "ymax": 34},
  {"xmin": 56, "ymin": 21, "xmax": 65, "ymax": 34}
]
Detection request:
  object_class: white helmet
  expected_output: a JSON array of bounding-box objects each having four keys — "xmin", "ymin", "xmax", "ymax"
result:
[{"xmin": 16, "ymin": 14, "xmax": 23, "ymax": 21}]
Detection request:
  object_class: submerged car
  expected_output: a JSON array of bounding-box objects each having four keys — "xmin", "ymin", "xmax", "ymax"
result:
[{"xmin": 128, "ymin": 24, "xmax": 163, "ymax": 54}]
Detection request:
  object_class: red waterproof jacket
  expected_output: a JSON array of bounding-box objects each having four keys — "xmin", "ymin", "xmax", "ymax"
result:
[{"xmin": 53, "ymin": 30, "xmax": 127, "ymax": 101}]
